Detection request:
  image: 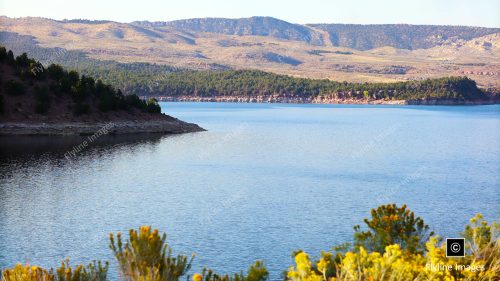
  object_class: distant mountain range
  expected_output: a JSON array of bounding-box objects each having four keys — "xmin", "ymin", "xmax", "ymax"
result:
[
  {"xmin": 309, "ymin": 23, "xmax": 498, "ymax": 50},
  {"xmin": 139, "ymin": 17, "xmax": 326, "ymax": 46},
  {"xmin": 4, "ymin": 16, "xmax": 498, "ymax": 50},
  {"xmin": 0, "ymin": 16, "xmax": 498, "ymax": 89},
  {"xmin": 131, "ymin": 16, "xmax": 499, "ymax": 50}
]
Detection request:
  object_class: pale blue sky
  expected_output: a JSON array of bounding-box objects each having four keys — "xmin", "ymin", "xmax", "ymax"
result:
[{"xmin": 1, "ymin": 0, "xmax": 499, "ymax": 27}]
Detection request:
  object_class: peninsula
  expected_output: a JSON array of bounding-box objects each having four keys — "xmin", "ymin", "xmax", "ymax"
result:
[{"xmin": 0, "ymin": 47, "xmax": 204, "ymax": 135}]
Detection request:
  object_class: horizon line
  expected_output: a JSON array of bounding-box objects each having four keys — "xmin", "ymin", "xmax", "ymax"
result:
[{"xmin": 1, "ymin": 15, "xmax": 499, "ymax": 29}]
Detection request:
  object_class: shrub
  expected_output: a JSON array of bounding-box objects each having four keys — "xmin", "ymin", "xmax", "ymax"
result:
[
  {"xmin": 47, "ymin": 64, "xmax": 66, "ymax": 81},
  {"xmin": 1, "ymin": 264, "xmax": 55, "ymax": 281},
  {"xmin": 68, "ymin": 71, "xmax": 80, "ymax": 87},
  {"xmin": 124, "ymin": 94, "xmax": 144, "ymax": 110},
  {"xmin": 195, "ymin": 261, "xmax": 269, "ymax": 281},
  {"xmin": 28, "ymin": 62, "xmax": 45, "ymax": 79},
  {"xmin": 146, "ymin": 98, "xmax": 161, "ymax": 114},
  {"xmin": 55, "ymin": 259, "xmax": 108, "ymax": 281},
  {"xmin": 354, "ymin": 204, "xmax": 433, "ymax": 254},
  {"xmin": 109, "ymin": 226, "xmax": 194, "ymax": 281},
  {"xmin": 4, "ymin": 80, "xmax": 25, "ymax": 96},
  {"xmin": 0, "ymin": 261, "xmax": 108, "ymax": 281},
  {"xmin": 1, "ymin": 206, "xmax": 498, "ymax": 281},
  {"xmin": 287, "ymin": 233, "xmax": 500, "ymax": 281},
  {"xmin": 286, "ymin": 210, "xmax": 499, "ymax": 281},
  {"xmin": 6, "ymin": 50, "xmax": 15, "ymax": 65},
  {"xmin": 461, "ymin": 214, "xmax": 500, "ymax": 280},
  {"xmin": 15, "ymin": 53, "xmax": 30, "ymax": 68},
  {"xmin": 0, "ymin": 47, "xmax": 7, "ymax": 61}
]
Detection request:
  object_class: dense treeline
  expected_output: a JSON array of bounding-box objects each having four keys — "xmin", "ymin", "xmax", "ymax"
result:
[
  {"xmin": 135, "ymin": 70, "xmax": 487, "ymax": 101},
  {"xmin": 1, "ymin": 204, "xmax": 499, "ymax": 281},
  {"xmin": 40, "ymin": 66, "xmax": 494, "ymax": 101},
  {"xmin": 0, "ymin": 46, "xmax": 161, "ymax": 116}
]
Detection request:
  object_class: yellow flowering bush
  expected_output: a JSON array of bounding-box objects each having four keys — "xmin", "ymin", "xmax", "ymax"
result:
[
  {"xmin": 334, "ymin": 244, "xmax": 428, "ymax": 281},
  {"xmin": 109, "ymin": 226, "xmax": 194, "ymax": 281},
  {"xmin": 1, "ymin": 207, "xmax": 498, "ymax": 281},
  {"xmin": 285, "ymin": 212, "xmax": 499, "ymax": 281},
  {"xmin": 1, "ymin": 264, "xmax": 54, "ymax": 281},
  {"xmin": 461, "ymin": 214, "xmax": 500, "ymax": 280},
  {"xmin": 55, "ymin": 259, "xmax": 108, "ymax": 281},
  {"xmin": 1, "ymin": 261, "xmax": 108, "ymax": 281},
  {"xmin": 287, "ymin": 252, "xmax": 323, "ymax": 281}
]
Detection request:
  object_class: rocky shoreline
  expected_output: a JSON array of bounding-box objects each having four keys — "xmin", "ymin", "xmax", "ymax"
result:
[
  {"xmin": 0, "ymin": 119, "xmax": 205, "ymax": 136},
  {"xmin": 155, "ymin": 96, "xmax": 499, "ymax": 105}
]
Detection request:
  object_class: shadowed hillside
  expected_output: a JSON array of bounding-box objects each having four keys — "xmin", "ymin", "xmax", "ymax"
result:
[{"xmin": 0, "ymin": 47, "xmax": 204, "ymax": 135}]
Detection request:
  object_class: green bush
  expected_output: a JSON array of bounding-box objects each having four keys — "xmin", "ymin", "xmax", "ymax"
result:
[
  {"xmin": 353, "ymin": 204, "xmax": 434, "ymax": 254},
  {"xmin": 6, "ymin": 50, "xmax": 15, "ymax": 65},
  {"xmin": 56, "ymin": 259, "xmax": 108, "ymax": 281},
  {"xmin": 47, "ymin": 64, "xmax": 66, "ymax": 81},
  {"xmin": 0, "ymin": 47, "xmax": 7, "ymax": 61},
  {"xmin": 146, "ymin": 98, "xmax": 161, "ymax": 114},
  {"xmin": 196, "ymin": 261, "xmax": 268, "ymax": 281},
  {"xmin": 109, "ymin": 226, "xmax": 194, "ymax": 281},
  {"xmin": 15, "ymin": 53, "xmax": 30, "ymax": 68}
]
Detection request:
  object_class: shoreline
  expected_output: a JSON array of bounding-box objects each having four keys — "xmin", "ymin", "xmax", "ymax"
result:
[
  {"xmin": 155, "ymin": 96, "xmax": 499, "ymax": 105},
  {"xmin": 0, "ymin": 119, "xmax": 205, "ymax": 136}
]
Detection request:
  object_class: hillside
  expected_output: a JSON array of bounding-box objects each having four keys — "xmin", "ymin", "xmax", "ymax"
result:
[
  {"xmin": 309, "ymin": 23, "xmax": 499, "ymax": 50},
  {"xmin": 155, "ymin": 16, "xmax": 325, "ymax": 45},
  {"xmin": 0, "ymin": 42, "xmax": 498, "ymax": 105},
  {"xmin": 0, "ymin": 47, "xmax": 204, "ymax": 135},
  {"xmin": 0, "ymin": 16, "xmax": 498, "ymax": 90},
  {"xmin": 132, "ymin": 17, "xmax": 499, "ymax": 50}
]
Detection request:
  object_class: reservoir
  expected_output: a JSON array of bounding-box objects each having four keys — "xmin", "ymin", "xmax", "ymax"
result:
[{"xmin": 1, "ymin": 103, "xmax": 499, "ymax": 278}]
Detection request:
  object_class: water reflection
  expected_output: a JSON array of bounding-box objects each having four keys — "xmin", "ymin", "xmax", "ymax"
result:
[
  {"xmin": 0, "ymin": 134, "xmax": 171, "ymax": 183},
  {"xmin": 0, "ymin": 134, "xmax": 166, "ymax": 158}
]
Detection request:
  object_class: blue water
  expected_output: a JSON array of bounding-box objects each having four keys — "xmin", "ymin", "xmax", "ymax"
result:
[{"xmin": 0, "ymin": 103, "xmax": 499, "ymax": 278}]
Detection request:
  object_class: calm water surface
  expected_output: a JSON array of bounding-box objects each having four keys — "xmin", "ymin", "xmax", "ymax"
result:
[{"xmin": 0, "ymin": 103, "xmax": 499, "ymax": 278}]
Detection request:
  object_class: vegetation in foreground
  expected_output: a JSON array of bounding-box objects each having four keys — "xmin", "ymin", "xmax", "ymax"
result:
[{"xmin": 1, "ymin": 204, "xmax": 499, "ymax": 281}]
